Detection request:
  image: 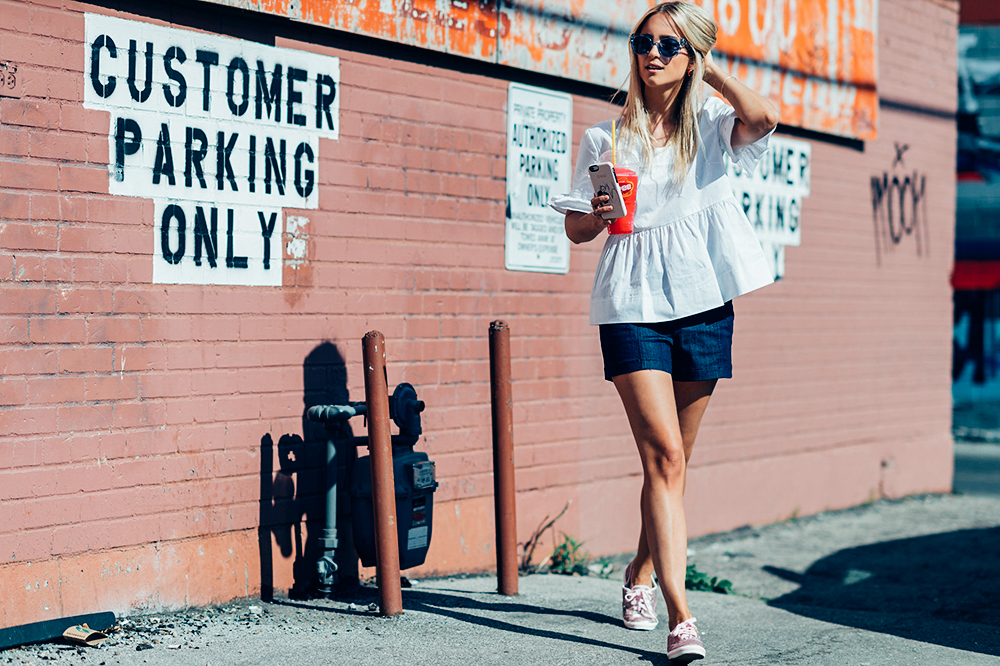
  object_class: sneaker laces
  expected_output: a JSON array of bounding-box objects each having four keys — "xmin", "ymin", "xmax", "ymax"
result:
[
  {"xmin": 623, "ymin": 588, "xmax": 654, "ymax": 616},
  {"xmin": 671, "ymin": 618, "xmax": 699, "ymax": 640}
]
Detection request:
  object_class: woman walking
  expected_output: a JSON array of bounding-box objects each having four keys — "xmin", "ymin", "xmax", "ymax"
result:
[{"xmin": 550, "ymin": 2, "xmax": 779, "ymax": 661}]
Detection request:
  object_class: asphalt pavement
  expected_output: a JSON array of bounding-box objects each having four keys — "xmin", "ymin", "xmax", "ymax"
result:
[
  {"xmin": 3, "ymin": 493, "xmax": 999, "ymax": 665},
  {"xmin": 953, "ymin": 399, "xmax": 1000, "ymax": 497},
  {"xmin": 954, "ymin": 442, "xmax": 1000, "ymax": 496}
]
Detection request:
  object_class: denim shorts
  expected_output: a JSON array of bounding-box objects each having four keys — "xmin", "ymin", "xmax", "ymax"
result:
[{"xmin": 598, "ymin": 302, "xmax": 734, "ymax": 382}]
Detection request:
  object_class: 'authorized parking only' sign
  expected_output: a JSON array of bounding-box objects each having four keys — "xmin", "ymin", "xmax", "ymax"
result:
[{"xmin": 505, "ymin": 83, "xmax": 572, "ymax": 274}]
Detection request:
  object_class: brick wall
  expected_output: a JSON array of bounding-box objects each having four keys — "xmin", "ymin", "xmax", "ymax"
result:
[{"xmin": 0, "ymin": 0, "xmax": 956, "ymax": 626}]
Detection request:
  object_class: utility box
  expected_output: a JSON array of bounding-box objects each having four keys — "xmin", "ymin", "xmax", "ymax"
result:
[
  {"xmin": 350, "ymin": 447, "xmax": 438, "ymax": 570},
  {"xmin": 348, "ymin": 382, "xmax": 439, "ymax": 571}
]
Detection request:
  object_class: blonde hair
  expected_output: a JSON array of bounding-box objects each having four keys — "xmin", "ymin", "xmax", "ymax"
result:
[{"xmin": 618, "ymin": 2, "xmax": 717, "ymax": 174}]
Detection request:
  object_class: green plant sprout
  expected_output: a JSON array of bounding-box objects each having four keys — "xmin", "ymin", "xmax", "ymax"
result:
[
  {"xmin": 685, "ymin": 563, "xmax": 733, "ymax": 594},
  {"xmin": 549, "ymin": 532, "xmax": 590, "ymax": 576}
]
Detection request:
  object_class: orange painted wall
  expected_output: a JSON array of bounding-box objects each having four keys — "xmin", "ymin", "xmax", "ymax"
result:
[
  {"xmin": 0, "ymin": 0, "xmax": 955, "ymax": 627},
  {"xmin": 194, "ymin": 0, "xmax": 880, "ymax": 140}
]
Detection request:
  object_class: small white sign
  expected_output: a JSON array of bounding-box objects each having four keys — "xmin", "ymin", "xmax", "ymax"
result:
[
  {"xmin": 84, "ymin": 14, "xmax": 340, "ymax": 286},
  {"xmin": 505, "ymin": 83, "xmax": 572, "ymax": 274},
  {"xmin": 727, "ymin": 136, "xmax": 812, "ymax": 279},
  {"xmin": 407, "ymin": 526, "xmax": 429, "ymax": 550}
]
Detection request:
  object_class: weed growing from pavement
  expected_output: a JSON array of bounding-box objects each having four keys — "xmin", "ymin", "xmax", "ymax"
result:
[
  {"xmin": 685, "ymin": 564, "xmax": 733, "ymax": 594},
  {"xmin": 592, "ymin": 556, "xmax": 616, "ymax": 578},
  {"xmin": 519, "ymin": 501, "xmax": 571, "ymax": 573},
  {"xmin": 549, "ymin": 532, "xmax": 591, "ymax": 576}
]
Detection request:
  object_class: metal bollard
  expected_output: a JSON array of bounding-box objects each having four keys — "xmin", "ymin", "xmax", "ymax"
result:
[
  {"xmin": 362, "ymin": 331, "xmax": 403, "ymax": 616},
  {"xmin": 489, "ymin": 321, "xmax": 519, "ymax": 596}
]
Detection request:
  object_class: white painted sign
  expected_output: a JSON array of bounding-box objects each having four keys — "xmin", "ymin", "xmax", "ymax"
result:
[
  {"xmin": 83, "ymin": 14, "xmax": 340, "ymax": 286},
  {"xmin": 505, "ymin": 83, "xmax": 572, "ymax": 274},
  {"xmin": 727, "ymin": 136, "xmax": 811, "ymax": 279}
]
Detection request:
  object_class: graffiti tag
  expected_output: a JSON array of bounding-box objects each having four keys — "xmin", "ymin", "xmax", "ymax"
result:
[{"xmin": 871, "ymin": 143, "xmax": 928, "ymax": 265}]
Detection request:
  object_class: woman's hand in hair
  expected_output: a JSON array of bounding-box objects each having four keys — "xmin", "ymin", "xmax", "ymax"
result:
[
  {"xmin": 701, "ymin": 51, "xmax": 719, "ymax": 82},
  {"xmin": 703, "ymin": 51, "xmax": 780, "ymax": 148}
]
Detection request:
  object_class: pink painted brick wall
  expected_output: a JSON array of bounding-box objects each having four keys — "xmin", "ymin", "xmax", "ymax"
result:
[{"xmin": 0, "ymin": 0, "xmax": 956, "ymax": 625}]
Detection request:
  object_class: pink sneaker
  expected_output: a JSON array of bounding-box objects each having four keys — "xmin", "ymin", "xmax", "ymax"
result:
[
  {"xmin": 667, "ymin": 617, "xmax": 706, "ymax": 662},
  {"xmin": 621, "ymin": 561, "xmax": 658, "ymax": 631}
]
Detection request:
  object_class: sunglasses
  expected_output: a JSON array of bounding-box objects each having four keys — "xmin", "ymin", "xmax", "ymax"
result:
[{"xmin": 629, "ymin": 33, "xmax": 689, "ymax": 59}]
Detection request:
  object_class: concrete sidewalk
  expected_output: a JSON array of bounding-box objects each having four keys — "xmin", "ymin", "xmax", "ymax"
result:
[{"xmin": 3, "ymin": 494, "xmax": 999, "ymax": 665}]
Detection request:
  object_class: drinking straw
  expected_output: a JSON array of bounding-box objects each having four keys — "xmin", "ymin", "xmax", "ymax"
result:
[{"xmin": 611, "ymin": 119, "xmax": 617, "ymax": 166}]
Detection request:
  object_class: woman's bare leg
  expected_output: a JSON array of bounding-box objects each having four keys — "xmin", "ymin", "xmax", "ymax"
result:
[
  {"xmin": 664, "ymin": 379, "xmax": 716, "ymax": 600},
  {"xmin": 616, "ymin": 371, "xmax": 716, "ymax": 627}
]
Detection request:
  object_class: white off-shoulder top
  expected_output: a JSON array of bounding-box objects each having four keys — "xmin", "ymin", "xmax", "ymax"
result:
[{"xmin": 550, "ymin": 96, "xmax": 775, "ymax": 325}]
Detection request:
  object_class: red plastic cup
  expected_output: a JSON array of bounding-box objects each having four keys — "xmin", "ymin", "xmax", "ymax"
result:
[{"xmin": 609, "ymin": 167, "xmax": 637, "ymax": 235}]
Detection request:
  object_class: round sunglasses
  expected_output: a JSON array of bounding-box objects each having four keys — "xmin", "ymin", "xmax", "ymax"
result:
[{"xmin": 629, "ymin": 33, "xmax": 689, "ymax": 59}]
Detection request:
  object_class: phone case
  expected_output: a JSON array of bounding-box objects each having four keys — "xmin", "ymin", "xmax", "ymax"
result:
[{"xmin": 588, "ymin": 163, "xmax": 627, "ymax": 219}]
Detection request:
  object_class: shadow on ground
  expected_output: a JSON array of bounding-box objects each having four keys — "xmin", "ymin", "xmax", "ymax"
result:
[
  {"xmin": 765, "ymin": 527, "xmax": 1000, "ymax": 656},
  {"xmin": 271, "ymin": 587, "xmax": 671, "ymax": 664}
]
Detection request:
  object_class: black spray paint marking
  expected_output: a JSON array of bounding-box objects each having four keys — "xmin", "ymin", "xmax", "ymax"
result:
[{"xmin": 871, "ymin": 143, "xmax": 928, "ymax": 265}]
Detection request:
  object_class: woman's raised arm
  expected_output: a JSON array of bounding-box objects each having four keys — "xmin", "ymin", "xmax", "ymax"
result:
[{"xmin": 702, "ymin": 52, "xmax": 780, "ymax": 148}]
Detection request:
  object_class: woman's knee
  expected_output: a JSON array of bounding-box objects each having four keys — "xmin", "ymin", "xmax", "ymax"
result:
[{"xmin": 640, "ymin": 439, "xmax": 687, "ymax": 483}]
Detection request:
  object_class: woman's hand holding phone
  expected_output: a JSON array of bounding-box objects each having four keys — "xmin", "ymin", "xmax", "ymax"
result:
[
  {"xmin": 588, "ymin": 163, "xmax": 628, "ymax": 219},
  {"xmin": 591, "ymin": 192, "xmax": 615, "ymax": 219},
  {"xmin": 565, "ymin": 201, "xmax": 612, "ymax": 244}
]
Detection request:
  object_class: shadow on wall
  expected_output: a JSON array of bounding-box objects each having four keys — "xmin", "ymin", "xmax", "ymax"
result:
[
  {"xmin": 765, "ymin": 527, "xmax": 1000, "ymax": 656},
  {"xmin": 259, "ymin": 342, "xmax": 356, "ymax": 600}
]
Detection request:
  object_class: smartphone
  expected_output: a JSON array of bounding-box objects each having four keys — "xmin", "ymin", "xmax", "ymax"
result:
[{"xmin": 588, "ymin": 163, "xmax": 627, "ymax": 219}]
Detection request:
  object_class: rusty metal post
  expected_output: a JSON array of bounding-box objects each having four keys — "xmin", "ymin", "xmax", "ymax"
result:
[
  {"xmin": 362, "ymin": 331, "xmax": 403, "ymax": 616},
  {"xmin": 489, "ymin": 321, "xmax": 519, "ymax": 596}
]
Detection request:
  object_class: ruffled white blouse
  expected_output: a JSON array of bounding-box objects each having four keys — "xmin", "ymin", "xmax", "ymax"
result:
[{"xmin": 550, "ymin": 96, "xmax": 774, "ymax": 325}]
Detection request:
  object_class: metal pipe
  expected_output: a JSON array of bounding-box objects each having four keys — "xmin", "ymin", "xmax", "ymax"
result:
[
  {"xmin": 489, "ymin": 321, "xmax": 519, "ymax": 596},
  {"xmin": 315, "ymin": 432, "xmax": 338, "ymax": 597},
  {"xmin": 362, "ymin": 331, "xmax": 403, "ymax": 616}
]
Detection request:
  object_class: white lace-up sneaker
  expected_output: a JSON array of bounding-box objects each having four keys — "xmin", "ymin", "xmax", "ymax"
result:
[{"xmin": 621, "ymin": 561, "xmax": 658, "ymax": 630}]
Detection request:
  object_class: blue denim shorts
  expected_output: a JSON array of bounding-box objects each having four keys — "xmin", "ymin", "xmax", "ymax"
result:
[{"xmin": 599, "ymin": 302, "xmax": 734, "ymax": 382}]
